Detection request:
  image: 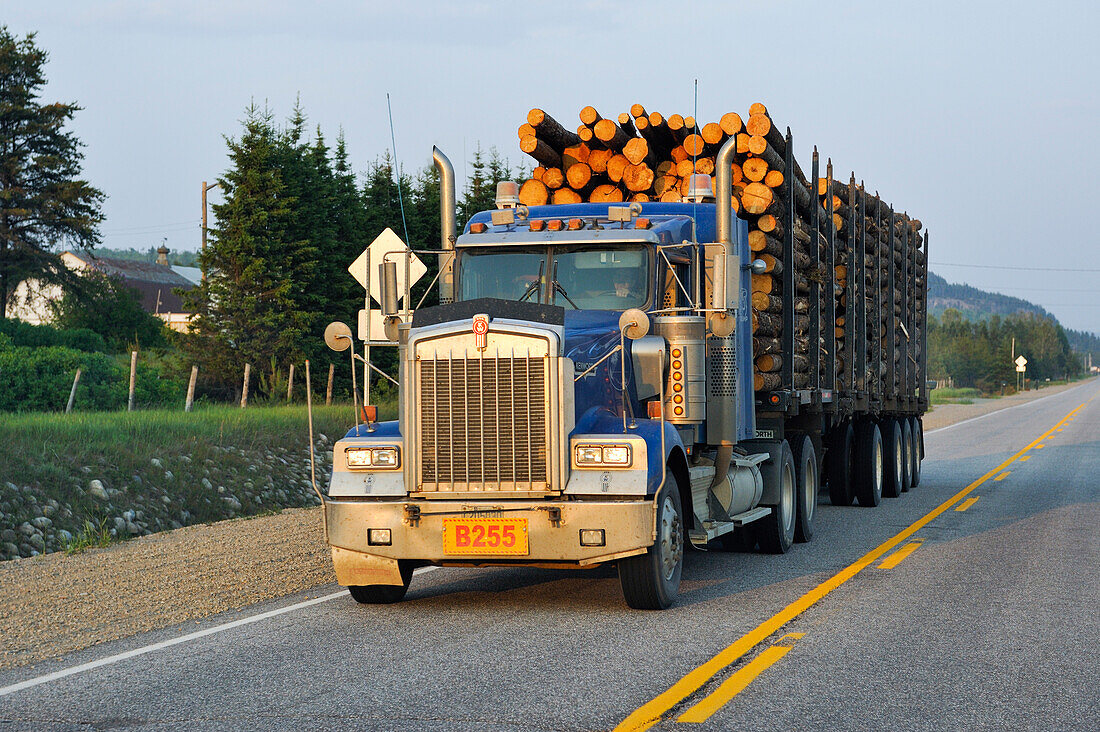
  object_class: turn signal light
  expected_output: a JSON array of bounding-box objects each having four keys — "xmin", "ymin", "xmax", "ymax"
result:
[{"xmin": 647, "ymin": 401, "xmax": 663, "ymax": 418}]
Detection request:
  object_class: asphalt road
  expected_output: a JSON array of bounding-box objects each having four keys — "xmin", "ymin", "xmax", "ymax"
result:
[{"xmin": 2, "ymin": 381, "xmax": 1098, "ymax": 731}]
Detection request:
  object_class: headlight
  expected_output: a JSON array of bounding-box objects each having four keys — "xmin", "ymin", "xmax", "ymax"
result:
[
  {"xmin": 345, "ymin": 446, "xmax": 401, "ymax": 470},
  {"xmin": 573, "ymin": 443, "xmax": 632, "ymax": 467}
]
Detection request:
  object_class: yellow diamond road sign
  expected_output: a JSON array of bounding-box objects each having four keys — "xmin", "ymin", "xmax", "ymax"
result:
[
  {"xmin": 347, "ymin": 228, "xmax": 426, "ymax": 306},
  {"xmin": 1015, "ymin": 355, "xmax": 1027, "ymax": 368}
]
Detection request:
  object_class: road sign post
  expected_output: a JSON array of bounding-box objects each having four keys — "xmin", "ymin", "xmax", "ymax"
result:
[
  {"xmin": 347, "ymin": 228, "xmax": 426, "ymax": 409},
  {"xmin": 1015, "ymin": 355, "xmax": 1027, "ymax": 391}
]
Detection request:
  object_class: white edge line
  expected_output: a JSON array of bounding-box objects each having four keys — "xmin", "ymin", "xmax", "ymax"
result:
[
  {"xmin": 0, "ymin": 566, "xmax": 439, "ymax": 697},
  {"xmin": 925, "ymin": 381, "xmax": 1094, "ymax": 435}
]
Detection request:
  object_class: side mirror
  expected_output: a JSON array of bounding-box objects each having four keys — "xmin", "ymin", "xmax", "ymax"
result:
[
  {"xmin": 324, "ymin": 321, "xmax": 354, "ymax": 352},
  {"xmin": 618, "ymin": 308, "xmax": 650, "ymax": 340}
]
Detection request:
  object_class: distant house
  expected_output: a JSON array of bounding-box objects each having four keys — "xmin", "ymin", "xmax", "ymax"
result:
[{"xmin": 9, "ymin": 246, "xmax": 197, "ymax": 332}]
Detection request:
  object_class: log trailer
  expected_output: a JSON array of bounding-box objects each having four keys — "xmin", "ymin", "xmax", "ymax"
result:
[{"xmin": 321, "ymin": 112, "xmax": 928, "ymax": 610}]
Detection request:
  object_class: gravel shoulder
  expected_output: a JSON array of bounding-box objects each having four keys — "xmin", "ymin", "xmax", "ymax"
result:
[{"xmin": 2, "ymin": 378, "xmax": 1093, "ymax": 671}]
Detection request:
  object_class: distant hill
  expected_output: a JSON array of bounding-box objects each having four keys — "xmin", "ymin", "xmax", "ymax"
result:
[
  {"xmin": 927, "ymin": 271, "xmax": 1051, "ymax": 320},
  {"xmin": 1066, "ymin": 328, "xmax": 1100, "ymax": 364}
]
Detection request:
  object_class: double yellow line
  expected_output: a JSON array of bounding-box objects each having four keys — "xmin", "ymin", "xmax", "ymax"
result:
[{"xmin": 614, "ymin": 400, "xmax": 1087, "ymax": 731}]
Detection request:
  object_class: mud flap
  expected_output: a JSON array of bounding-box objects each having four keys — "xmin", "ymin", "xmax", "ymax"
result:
[{"xmin": 331, "ymin": 546, "xmax": 406, "ymax": 586}]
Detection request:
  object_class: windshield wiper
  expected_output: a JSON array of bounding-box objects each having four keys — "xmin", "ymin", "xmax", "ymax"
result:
[
  {"xmin": 517, "ymin": 261, "xmax": 544, "ymax": 303},
  {"xmin": 549, "ymin": 259, "xmax": 579, "ymax": 309}
]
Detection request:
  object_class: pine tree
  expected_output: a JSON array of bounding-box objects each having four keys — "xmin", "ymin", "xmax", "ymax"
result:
[
  {"xmin": 182, "ymin": 104, "xmax": 317, "ymax": 392},
  {"xmin": 0, "ymin": 27, "xmax": 104, "ymax": 320}
]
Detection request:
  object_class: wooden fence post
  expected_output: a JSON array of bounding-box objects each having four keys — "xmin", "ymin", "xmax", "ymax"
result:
[
  {"xmin": 326, "ymin": 363, "xmax": 334, "ymax": 406},
  {"xmin": 128, "ymin": 351, "xmax": 138, "ymax": 411},
  {"xmin": 240, "ymin": 363, "xmax": 251, "ymax": 408},
  {"xmin": 287, "ymin": 363, "xmax": 295, "ymax": 402},
  {"xmin": 185, "ymin": 365, "xmax": 198, "ymax": 412},
  {"xmin": 66, "ymin": 369, "xmax": 82, "ymax": 413}
]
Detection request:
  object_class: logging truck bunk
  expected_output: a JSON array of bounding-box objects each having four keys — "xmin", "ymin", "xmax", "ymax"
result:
[{"xmin": 319, "ymin": 103, "xmax": 929, "ymax": 610}]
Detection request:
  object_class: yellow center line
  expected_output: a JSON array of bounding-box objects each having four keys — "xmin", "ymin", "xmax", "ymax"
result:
[
  {"xmin": 1019, "ymin": 455, "xmax": 1031, "ymax": 462},
  {"xmin": 613, "ymin": 401, "xmax": 1087, "ymax": 732},
  {"xmin": 955, "ymin": 496, "xmax": 980, "ymax": 512},
  {"xmin": 994, "ymin": 471, "xmax": 1010, "ymax": 481},
  {"xmin": 677, "ymin": 635, "xmax": 805, "ymax": 724},
  {"xmin": 1035, "ymin": 444, "xmax": 1046, "ymax": 449},
  {"xmin": 879, "ymin": 540, "xmax": 924, "ymax": 569}
]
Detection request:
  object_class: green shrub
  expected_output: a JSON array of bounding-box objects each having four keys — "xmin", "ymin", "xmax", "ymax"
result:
[
  {"xmin": 0, "ymin": 320, "xmax": 106, "ymax": 352},
  {"xmin": 0, "ymin": 343, "xmax": 186, "ymax": 412}
]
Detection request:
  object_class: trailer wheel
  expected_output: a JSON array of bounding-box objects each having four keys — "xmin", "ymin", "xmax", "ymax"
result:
[
  {"xmin": 619, "ymin": 469, "xmax": 683, "ymax": 610},
  {"xmin": 348, "ymin": 560, "xmax": 415, "ymax": 604},
  {"xmin": 827, "ymin": 423, "xmax": 855, "ymax": 506},
  {"xmin": 758, "ymin": 441, "xmax": 796, "ymax": 554},
  {"xmin": 853, "ymin": 422, "xmax": 883, "ymax": 507},
  {"xmin": 882, "ymin": 419, "xmax": 905, "ymax": 498},
  {"xmin": 909, "ymin": 417, "xmax": 923, "ymax": 488},
  {"xmin": 792, "ymin": 434, "xmax": 818, "ymax": 543},
  {"xmin": 900, "ymin": 419, "xmax": 914, "ymax": 492}
]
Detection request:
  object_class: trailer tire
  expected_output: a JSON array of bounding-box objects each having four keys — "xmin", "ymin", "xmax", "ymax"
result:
[
  {"xmin": 900, "ymin": 419, "xmax": 914, "ymax": 492},
  {"xmin": 853, "ymin": 422, "xmax": 883, "ymax": 507},
  {"xmin": 883, "ymin": 419, "xmax": 905, "ymax": 498},
  {"xmin": 348, "ymin": 560, "xmax": 415, "ymax": 604},
  {"xmin": 827, "ymin": 423, "xmax": 855, "ymax": 507},
  {"xmin": 909, "ymin": 417, "xmax": 923, "ymax": 488},
  {"xmin": 792, "ymin": 434, "xmax": 817, "ymax": 543},
  {"xmin": 758, "ymin": 441, "xmax": 796, "ymax": 554},
  {"xmin": 619, "ymin": 469, "xmax": 683, "ymax": 610}
]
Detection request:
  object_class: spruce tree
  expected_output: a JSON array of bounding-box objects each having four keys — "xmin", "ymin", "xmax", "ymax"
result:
[
  {"xmin": 0, "ymin": 27, "xmax": 104, "ymax": 320},
  {"xmin": 182, "ymin": 104, "xmax": 317, "ymax": 392}
]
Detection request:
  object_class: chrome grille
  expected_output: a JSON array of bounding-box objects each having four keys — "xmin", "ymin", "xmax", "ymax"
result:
[{"xmin": 418, "ymin": 355, "xmax": 549, "ymax": 490}]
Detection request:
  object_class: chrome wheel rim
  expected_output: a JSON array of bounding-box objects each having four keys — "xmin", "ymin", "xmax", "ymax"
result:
[
  {"xmin": 658, "ymin": 495, "xmax": 683, "ymax": 581},
  {"xmin": 781, "ymin": 461, "xmax": 795, "ymax": 534}
]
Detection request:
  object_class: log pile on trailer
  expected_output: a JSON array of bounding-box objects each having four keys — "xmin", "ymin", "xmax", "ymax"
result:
[{"xmin": 517, "ymin": 103, "xmax": 927, "ymax": 405}]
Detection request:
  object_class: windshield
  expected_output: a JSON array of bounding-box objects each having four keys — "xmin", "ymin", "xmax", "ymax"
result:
[{"xmin": 457, "ymin": 244, "xmax": 649, "ymax": 310}]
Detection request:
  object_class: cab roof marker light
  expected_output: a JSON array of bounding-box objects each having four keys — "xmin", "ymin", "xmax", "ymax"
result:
[
  {"xmin": 547, "ymin": 219, "xmax": 564, "ymax": 231},
  {"xmin": 529, "ymin": 219, "xmax": 546, "ymax": 231},
  {"xmin": 635, "ymin": 217, "xmax": 651, "ymax": 229},
  {"xmin": 567, "ymin": 218, "xmax": 584, "ymax": 230},
  {"xmin": 470, "ymin": 222, "xmax": 488, "ymax": 233}
]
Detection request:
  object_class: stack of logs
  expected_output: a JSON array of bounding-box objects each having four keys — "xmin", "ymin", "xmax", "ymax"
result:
[
  {"xmin": 817, "ymin": 178, "xmax": 926, "ymax": 395},
  {"xmin": 516, "ymin": 103, "xmax": 924, "ymax": 395}
]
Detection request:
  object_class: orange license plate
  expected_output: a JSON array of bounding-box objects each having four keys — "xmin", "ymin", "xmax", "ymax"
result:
[{"xmin": 442, "ymin": 518, "xmax": 529, "ymax": 556}]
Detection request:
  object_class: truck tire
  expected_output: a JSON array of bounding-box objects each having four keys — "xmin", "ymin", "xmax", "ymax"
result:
[
  {"xmin": 619, "ymin": 470, "xmax": 683, "ymax": 610},
  {"xmin": 348, "ymin": 560, "xmax": 415, "ymax": 604},
  {"xmin": 883, "ymin": 419, "xmax": 905, "ymax": 498},
  {"xmin": 827, "ymin": 423, "xmax": 855, "ymax": 507},
  {"xmin": 853, "ymin": 422, "xmax": 883, "ymax": 507},
  {"xmin": 791, "ymin": 434, "xmax": 817, "ymax": 543},
  {"xmin": 758, "ymin": 441, "xmax": 796, "ymax": 554},
  {"xmin": 909, "ymin": 417, "xmax": 923, "ymax": 488},
  {"xmin": 900, "ymin": 419, "xmax": 914, "ymax": 493}
]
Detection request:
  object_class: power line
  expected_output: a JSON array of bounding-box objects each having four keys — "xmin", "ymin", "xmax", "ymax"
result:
[
  {"xmin": 932, "ymin": 261, "xmax": 1100, "ymax": 273},
  {"xmin": 102, "ymin": 220, "xmax": 200, "ymax": 234}
]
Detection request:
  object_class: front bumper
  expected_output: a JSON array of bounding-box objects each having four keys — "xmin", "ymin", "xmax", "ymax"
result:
[{"xmin": 326, "ymin": 498, "xmax": 655, "ymax": 584}]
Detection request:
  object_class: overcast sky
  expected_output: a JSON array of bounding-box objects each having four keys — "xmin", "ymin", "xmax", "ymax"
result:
[{"xmin": 6, "ymin": 0, "xmax": 1099, "ymax": 332}]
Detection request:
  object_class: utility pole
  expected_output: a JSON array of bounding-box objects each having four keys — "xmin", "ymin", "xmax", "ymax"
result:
[{"xmin": 201, "ymin": 181, "xmax": 220, "ymax": 281}]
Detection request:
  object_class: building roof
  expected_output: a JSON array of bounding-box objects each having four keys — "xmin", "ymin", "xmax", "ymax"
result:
[
  {"xmin": 171, "ymin": 266, "xmax": 202, "ymax": 286},
  {"xmin": 64, "ymin": 251, "xmax": 195, "ymax": 314}
]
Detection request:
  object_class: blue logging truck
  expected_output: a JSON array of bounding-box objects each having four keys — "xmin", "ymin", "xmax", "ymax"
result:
[{"xmin": 319, "ymin": 108, "xmax": 928, "ymax": 609}]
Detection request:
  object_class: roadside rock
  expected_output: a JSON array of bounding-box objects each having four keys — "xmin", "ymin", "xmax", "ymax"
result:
[{"xmin": 88, "ymin": 480, "xmax": 108, "ymax": 500}]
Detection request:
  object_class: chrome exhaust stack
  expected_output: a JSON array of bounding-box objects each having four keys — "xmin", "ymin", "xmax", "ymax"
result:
[{"xmin": 433, "ymin": 146, "xmax": 457, "ymax": 304}]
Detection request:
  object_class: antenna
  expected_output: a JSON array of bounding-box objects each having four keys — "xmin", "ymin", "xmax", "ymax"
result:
[{"xmin": 386, "ymin": 93, "xmax": 411, "ymax": 246}]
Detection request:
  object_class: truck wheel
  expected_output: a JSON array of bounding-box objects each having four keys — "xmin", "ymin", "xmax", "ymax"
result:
[
  {"xmin": 882, "ymin": 419, "xmax": 904, "ymax": 498},
  {"xmin": 758, "ymin": 441, "xmax": 796, "ymax": 554},
  {"xmin": 348, "ymin": 560, "xmax": 415, "ymax": 604},
  {"xmin": 900, "ymin": 419, "xmax": 914, "ymax": 492},
  {"xmin": 853, "ymin": 422, "xmax": 883, "ymax": 507},
  {"xmin": 619, "ymin": 470, "xmax": 683, "ymax": 610},
  {"xmin": 792, "ymin": 434, "xmax": 818, "ymax": 543},
  {"xmin": 827, "ymin": 423, "xmax": 855, "ymax": 506},
  {"xmin": 909, "ymin": 417, "xmax": 923, "ymax": 488}
]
